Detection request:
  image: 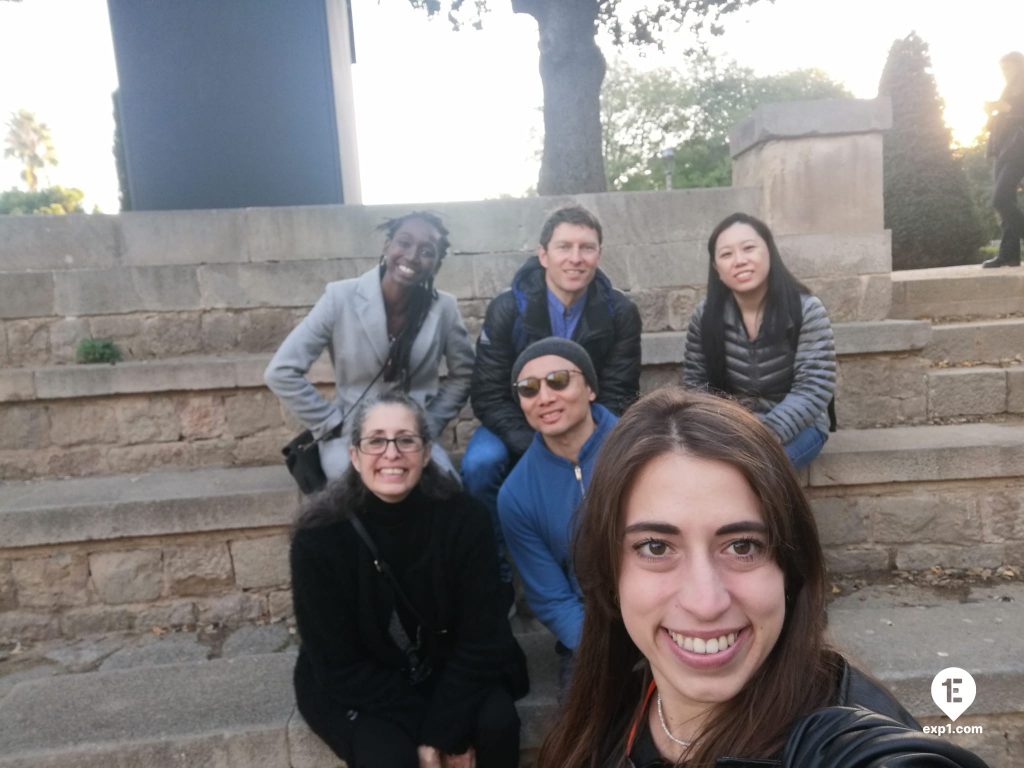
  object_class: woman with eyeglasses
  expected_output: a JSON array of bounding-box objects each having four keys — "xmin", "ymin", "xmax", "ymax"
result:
[
  {"xmin": 682, "ymin": 212, "xmax": 836, "ymax": 469},
  {"xmin": 538, "ymin": 388, "xmax": 988, "ymax": 768},
  {"xmin": 291, "ymin": 392, "xmax": 529, "ymax": 768},
  {"xmin": 265, "ymin": 211, "xmax": 474, "ymax": 486}
]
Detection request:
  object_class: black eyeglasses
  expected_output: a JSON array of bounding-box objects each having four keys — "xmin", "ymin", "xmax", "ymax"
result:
[
  {"xmin": 513, "ymin": 369, "xmax": 582, "ymax": 399},
  {"xmin": 355, "ymin": 435, "xmax": 426, "ymax": 455}
]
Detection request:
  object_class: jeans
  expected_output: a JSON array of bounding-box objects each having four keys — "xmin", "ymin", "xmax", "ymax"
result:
[
  {"xmin": 460, "ymin": 426, "xmax": 514, "ymax": 585},
  {"xmin": 784, "ymin": 426, "xmax": 827, "ymax": 469}
]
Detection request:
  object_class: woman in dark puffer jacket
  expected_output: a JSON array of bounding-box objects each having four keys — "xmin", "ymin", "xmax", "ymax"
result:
[{"xmin": 683, "ymin": 212, "xmax": 836, "ymax": 468}]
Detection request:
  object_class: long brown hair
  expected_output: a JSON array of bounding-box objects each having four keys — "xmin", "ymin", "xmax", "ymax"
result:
[{"xmin": 538, "ymin": 388, "xmax": 839, "ymax": 768}]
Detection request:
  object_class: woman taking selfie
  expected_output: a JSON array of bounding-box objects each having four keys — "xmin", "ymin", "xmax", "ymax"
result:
[
  {"xmin": 539, "ymin": 389, "xmax": 988, "ymax": 767},
  {"xmin": 265, "ymin": 211, "xmax": 474, "ymax": 483},
  {"xmin": 290, "ymin": 393, "xmax": 527, "ymax": 768},
  {"xmin": 683, "ymin": 212, "xmax": 835, "ymax": 468}
]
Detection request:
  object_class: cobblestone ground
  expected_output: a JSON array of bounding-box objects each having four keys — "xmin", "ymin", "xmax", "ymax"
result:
[{"xmin": 0, "ymin": 619, "xmax": 298, "ymax": 699}]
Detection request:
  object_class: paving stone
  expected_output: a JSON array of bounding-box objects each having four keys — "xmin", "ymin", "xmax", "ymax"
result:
[
  {"xmin": 220, "ymin": 623, "xmax": 293, "ymax": 658},
  {"xmin": 120, "ymin": 209, "xmax": 246, "ymax": 267},
  {"xmin": 0, "ymin": 404, "xmax": 48, "ymax": 451},
  {"xmin": 11, "ymin": 553, "xmax": 90, "ymax": 609},
  {"xmin": 89, "ymin": 550, "xmax": 163, "ymax": 605},
  {"xmin": 0, "ymin": 272, "xmax": 55, "ymax": 320},
  {"xmin": 927, "ymin": 366, "xmax": 1008, "ymax": 418},
  {"xmin": 48, "ymin": 401, "xmax": 119, "ymax": 448},
  {"xmin": 42, "ymin": 635, "xmax": 123, "ymax": 673},
  {"xmin": 164, "ymin": 543, "xmax": 234, "ymax": 597},
  {"xmin": 179, "ymin": 394, "xmax": 227, "ymax": 439},
  {"xmin": 4, "ymin": 319, "xmax": 48, "ymax": 367},
  {"xmin": 230, "ymin": 535, "xmax": 290, "ymax": 590},
  {"xmin": 53, "ymin": 265, "xmax": 203, "ymax": 316},
  {"xmin": 196, "ymin": 593, "xmax": 267, "ymax": 626},
  {"xmin": 98, "ymin": 633, "xmax": 208, "ymax": 671}
]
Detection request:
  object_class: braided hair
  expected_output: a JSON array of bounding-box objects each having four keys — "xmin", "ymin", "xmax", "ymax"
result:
[{"xmin": 376, "ymin": 211, "xmax": 451, "ymax": 388}]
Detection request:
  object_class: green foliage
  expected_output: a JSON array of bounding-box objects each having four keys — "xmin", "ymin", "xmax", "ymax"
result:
[
  {"xmin": 4, "ymin": 109, "xmax": 58, "ymax": 192},
  {"xmin": 0, "ymin": 185, "xmax": 85, "ymax": 215},
  {"xmin": 955, "ymin": 138, "xmax": 1002, "ymax": 243},
  {"xmin": 878, "ymin": 33, "xmax": 986, "ymax": 270},
  {"xmin": 75, "ymin": 338, "xmax": 123, "ymax": 365},
  {"xmin": 602, "ymin": 57, "xmax": 850, "ymax": 190}
]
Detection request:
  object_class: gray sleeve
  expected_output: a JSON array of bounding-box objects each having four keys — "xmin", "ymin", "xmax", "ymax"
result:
[
  {"xmin": 263, "ymin": 289, "xmax": 343, "ymax": 439},
  {"xmin": 682, "ymin": 301, "xmax": 710, "ymax": 390},
  {"xmin": 762, "ymin": 295, "xmax": 837, "ymax": 443},
  {"xmin": 424, "ymin": 297, "xmax": 475, "ymax": 439}
]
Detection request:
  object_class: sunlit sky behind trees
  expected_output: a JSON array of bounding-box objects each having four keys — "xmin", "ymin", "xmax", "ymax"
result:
[{"xmin": 0, "ymin": 0, "xmax": 1020, "ymax": 212}]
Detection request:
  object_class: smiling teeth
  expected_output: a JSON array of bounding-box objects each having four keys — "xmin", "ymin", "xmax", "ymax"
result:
[
  {"xmin": 379, "ymin": 468, "xmax": 406, "ymax": 475},
  {"xmin": 398, "ymin": 265, "xmax": 415, "ymax": 275},
  {"xmin": 668, "ymin": 630, "xmax": 738, "ymax": 654}
]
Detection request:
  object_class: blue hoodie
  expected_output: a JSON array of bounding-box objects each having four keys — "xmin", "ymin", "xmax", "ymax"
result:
[{"xmin": 497, "ymin": 403, "xmax": 618, "ymax": 650}]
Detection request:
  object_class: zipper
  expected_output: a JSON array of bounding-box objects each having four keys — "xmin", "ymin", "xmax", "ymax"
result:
[{"xmin": 574, "ymin": 464, "xmax": 585, "ymax": 498}]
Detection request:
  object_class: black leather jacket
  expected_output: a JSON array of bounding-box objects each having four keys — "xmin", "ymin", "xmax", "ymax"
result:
[
  {"xmin": 470, "ymin": 257, "xmax": 642, "ymax": 455},
  {"xmin": 626, "ymin": 662, "xmax": 988, "ymax": 768}
]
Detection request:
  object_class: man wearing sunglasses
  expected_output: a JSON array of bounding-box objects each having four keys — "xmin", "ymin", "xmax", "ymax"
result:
[
  {"xmin": 497, "ymin": 338, "xmax": 619, "ymax": 697},
  {"xmin": 461, "ymin": 205, "xmax": 641, "ymax": 599}
]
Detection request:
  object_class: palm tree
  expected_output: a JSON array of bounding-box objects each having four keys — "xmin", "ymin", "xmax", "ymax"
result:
[{"xmin": 4, "ymin": 109, "xmax": 58, "ymax": 192}]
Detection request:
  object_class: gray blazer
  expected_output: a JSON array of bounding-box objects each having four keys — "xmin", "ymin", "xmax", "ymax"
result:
[{"xmin": 265, "ymin": 267, "xmax": 475, "ymax": 441}]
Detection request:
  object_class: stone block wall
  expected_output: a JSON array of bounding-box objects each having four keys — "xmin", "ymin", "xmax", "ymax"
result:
[
  {"xmin": 811, "ymin": 481, "xmax": 1024, "ymax": 573},
  {"xmin": 0, "ymin": 529, "xmax": 293, "ymax": 642}
]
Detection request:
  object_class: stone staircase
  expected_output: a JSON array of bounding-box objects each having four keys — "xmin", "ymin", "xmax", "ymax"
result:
[{"xmin": 3, "ymin": 266, "xmax": 1024, "ymax": 765}]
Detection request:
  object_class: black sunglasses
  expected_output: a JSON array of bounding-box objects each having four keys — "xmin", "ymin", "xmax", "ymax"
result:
[{"xmin": 513, "ymin": 369, "xmax": 583, "ymax": 399}]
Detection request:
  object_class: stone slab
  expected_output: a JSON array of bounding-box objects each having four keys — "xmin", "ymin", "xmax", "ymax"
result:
[
  {"xmin": 53, "ymin": 266, "xmax": 202, "ymax": 315},
  {"xmin": 891, "ymin": 265, "xmax": 1024, "ymax": 320},
  {"xmin": 0, "ymin": 653, "xmax": 295, "ymax": 764},
  {"xmin": 927, "ymin": 366, "xmax": 1009, "ymax": 418},
  {"xmin": 925, "ymin": 319, "xmax": 1024, "ymax": 365},
  {"xmin": 0, "ymin": 272, "xmax": 54, "ymax": 320},
  {"xmin": 811, "ymin": 423, "xmax": 1024, "ymax": 487},
  {"xmin": 119, "ymin": 209, "xmax": 247, "ymax": 267},
  {"xmin": 198, "ymin": 260, "xmax": 366, "ymax": 309},
  {"xmin": 833, "ymin": 320, "xmax": 930, "ymax": 355},
  {"xmin": 776, "ymin": 231, "xmax": 892, "ymax": 278},
  {"xmin": 0, "ymin": 371, "xmax": 35, "ymax": 403},
  {"xmin": 829, "ymin": 597, "xmax": 1024, "ymax": 718},
  {"xmin": 0, "ymin": 215, "xmax": 118, "ymax": 271},
  {"xmin": 730, "ymin": 97, "xmax": 892, "ymax": 158},
  {"xmin": 0, "ymin": 466, "xmax": 298, "ymax": 549}
]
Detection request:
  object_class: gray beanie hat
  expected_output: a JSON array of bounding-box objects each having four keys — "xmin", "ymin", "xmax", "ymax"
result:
[{"xmin": 511, "ymin": 338, "xmax": 598, "ymax": 394}]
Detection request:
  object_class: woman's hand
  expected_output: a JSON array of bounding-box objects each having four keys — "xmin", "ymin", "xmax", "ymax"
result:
[
  {"xmin": 443, "ymin": 747, "xmax": 476, "ymax": 768},
  {"xmin": 418, "ymin": 745, "xmax": 443, "ymax": 768}
]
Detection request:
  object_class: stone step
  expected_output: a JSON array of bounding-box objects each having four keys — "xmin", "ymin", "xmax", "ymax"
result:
[
  {"xmin": 926, "ymin": 364, "xmax": 1024, "ymax": 420},
  {"xmin": 923, "ymin": 318, "xmax": 1024, "ymax": 366},
  {"xmin": 891, "ymin": 264, "xmax": 1024, "ymax": 321},
  {"xmin": 1, "ymin": 590, "xmax": 1019, "ymax": 767},
  {"xmin": 3, "ymin": 421, "xmax": 1024, "ymax": 645}
]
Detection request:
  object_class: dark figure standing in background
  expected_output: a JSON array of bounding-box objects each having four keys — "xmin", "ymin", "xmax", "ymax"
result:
[{"xmin": 984, "ymin": 51, "xmax": 1024, "ymax": 269}]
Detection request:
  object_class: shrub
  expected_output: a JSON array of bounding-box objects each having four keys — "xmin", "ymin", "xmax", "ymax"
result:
[{"xmin": 76, "ymin": 338, "xmax": 123, "ymax": 364}]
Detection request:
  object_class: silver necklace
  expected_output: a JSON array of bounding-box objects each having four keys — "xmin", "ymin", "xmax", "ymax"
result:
[{"xmin": 656, "ymin": 692, "xmax": 692, "ymax": 748}]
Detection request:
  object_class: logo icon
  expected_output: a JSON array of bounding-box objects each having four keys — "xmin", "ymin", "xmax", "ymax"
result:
[{"xmin": 931, "ymin": 667, "xmax": 976, "ymax": 722}]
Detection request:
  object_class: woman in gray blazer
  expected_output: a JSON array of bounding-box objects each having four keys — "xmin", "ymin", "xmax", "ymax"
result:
[{"xmin": 265, "ymin": 211, "xmax": 474, "ymax": 479}]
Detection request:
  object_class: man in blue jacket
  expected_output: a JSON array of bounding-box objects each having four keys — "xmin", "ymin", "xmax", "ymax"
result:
[{"xmin": 497, "ymin": 338, "xmax": 618, "ymax": 696}]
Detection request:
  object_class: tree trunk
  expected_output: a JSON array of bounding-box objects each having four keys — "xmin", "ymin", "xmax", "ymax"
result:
[{"xmin": 513, "ymin": 0, "xmax": 607, "ymax": 195}]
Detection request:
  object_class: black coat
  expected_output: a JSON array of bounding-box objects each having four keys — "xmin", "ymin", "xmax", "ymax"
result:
[
  {"xmin": 626, "ymin": 662, "xmax": 988, "ymax": 768},
  {"xmin": 290, "ymin": 488, "xmax": 528, "ymax": 756},
  {"xmin": 471, "ymin": 256, "xmax": 642, "ymax": 455}
]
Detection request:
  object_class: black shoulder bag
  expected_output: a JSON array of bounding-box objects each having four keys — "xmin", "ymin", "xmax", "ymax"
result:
[
  {"xmin": 348, "ymin": 513, "xmax": 448, "ymax": 685},
  {"xmin": 281, "ymin": 338, "xmax": 400, "ymax": 495}
]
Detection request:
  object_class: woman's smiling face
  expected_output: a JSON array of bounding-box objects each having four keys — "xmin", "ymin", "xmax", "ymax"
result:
[
  {"xmin": 381, "ymin": 217, "xmax": 442, "ymax": 289},
  {"xmin": 617, "ymin": 451, "xmax": 786, "ymax": 728}
]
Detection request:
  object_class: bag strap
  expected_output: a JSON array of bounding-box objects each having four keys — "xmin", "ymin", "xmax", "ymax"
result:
[
  {"xmin": 302, "ymin": 336, "xmax": 402, "ymax": 452},
  {"xmin": 347, "ymin": 512, "xmax": 431, "ymax": 631}
]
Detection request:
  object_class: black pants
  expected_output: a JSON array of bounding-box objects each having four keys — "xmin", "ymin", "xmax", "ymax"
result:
[
  {"xmin": 299, "ymin": 685, "xmax": 521, "ymax": 768},
  {"xmin": 993, "ymin": 132, "xmax": 1024, "ymax": 263}
]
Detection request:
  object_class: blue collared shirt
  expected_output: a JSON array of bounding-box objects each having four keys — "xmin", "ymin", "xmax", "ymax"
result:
[{"xmin": 547, "ymin": 287, "xmax": 585, "ymax": 339}]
